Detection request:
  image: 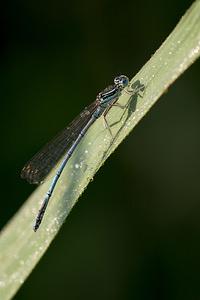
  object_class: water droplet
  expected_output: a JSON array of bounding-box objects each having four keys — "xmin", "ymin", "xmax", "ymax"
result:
[
  {"xmin": 0, "ymin": 281, "xmax": 5, "ymax": 287},
  {"xmin": 98, "ymin": 151, "xmax": 104, "ymax": 158}
]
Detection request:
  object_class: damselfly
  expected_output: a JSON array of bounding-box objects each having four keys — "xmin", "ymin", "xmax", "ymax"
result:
[{"xmin": 21, "ymin": 75, "xmax": 142, "ymax": 231}]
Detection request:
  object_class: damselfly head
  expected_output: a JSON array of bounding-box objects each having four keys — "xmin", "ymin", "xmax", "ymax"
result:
[{"xmin": 114, "ymin": 75, "xmax": 129, "ymax": 89}]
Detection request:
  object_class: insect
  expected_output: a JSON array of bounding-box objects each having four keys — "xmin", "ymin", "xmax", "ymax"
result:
[{"xmin": 21, "ymin": 75, "xmax": 141, "ymax": 231}]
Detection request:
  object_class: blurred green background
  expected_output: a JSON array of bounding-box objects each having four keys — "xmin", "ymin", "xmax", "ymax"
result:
[{"xmin": 1, "ymin": 0, "xmax": 200, "ymax": 299}]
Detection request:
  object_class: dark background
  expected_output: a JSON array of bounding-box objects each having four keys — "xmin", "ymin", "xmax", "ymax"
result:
[{"xmin": 1, "ymin": 0, "xmax": 200, "ymax": 299}]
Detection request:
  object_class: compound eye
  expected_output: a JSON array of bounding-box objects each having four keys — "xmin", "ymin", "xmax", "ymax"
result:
[{"xmin": 121, "ymin": 76, "xmax": 129, "ymax": 88}]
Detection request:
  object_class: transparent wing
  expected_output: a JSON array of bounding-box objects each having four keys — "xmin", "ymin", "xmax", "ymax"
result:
[{"xmin": 21, "ymin": 101, "xmax": 99, "ymax": 184}]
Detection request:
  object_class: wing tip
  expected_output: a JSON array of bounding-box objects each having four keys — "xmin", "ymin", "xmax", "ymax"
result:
[{"xmin": 21, "ymin": 165, "xmax": 42, "ymax": 185}]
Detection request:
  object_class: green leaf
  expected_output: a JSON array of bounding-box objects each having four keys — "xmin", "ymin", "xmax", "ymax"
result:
[{"xmin": 1, "ymin": 1, "xmax": 200, "ymax": 299}]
